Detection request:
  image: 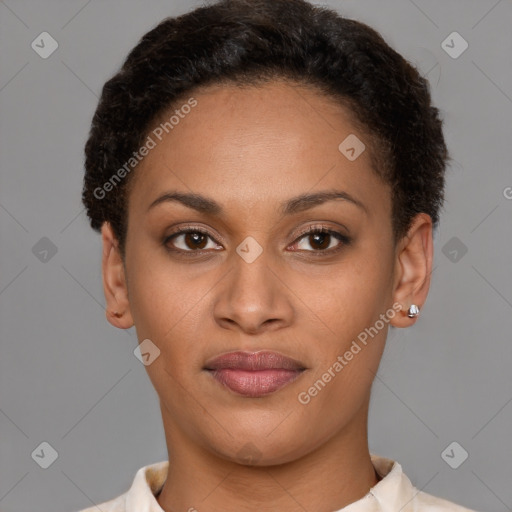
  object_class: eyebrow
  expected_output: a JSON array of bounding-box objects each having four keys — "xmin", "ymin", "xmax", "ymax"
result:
[{"xmin": 146, "ymin": 189, "xmax": 367, "ymax": 216}]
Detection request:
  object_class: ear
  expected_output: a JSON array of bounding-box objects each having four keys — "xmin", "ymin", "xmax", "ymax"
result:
[
  {"xmin": 101, "ymin": 222, "xmax": 134, "ymax": 329},
  {"xmin": 389, "ymin": 213, "xmax": 433, "ymax": 328}
]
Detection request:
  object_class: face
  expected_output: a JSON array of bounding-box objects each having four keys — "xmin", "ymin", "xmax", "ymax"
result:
[{"xmin": 102, "ymin": 80, "xmax": 432, "ymax": 465}]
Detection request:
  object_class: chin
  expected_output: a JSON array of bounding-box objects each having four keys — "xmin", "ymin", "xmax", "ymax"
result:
[{"xmin": 203, "ymin": 427, "xmax": 316, "ymax": 467}]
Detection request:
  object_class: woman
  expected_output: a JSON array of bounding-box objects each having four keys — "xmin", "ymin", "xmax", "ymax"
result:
[{"xmin": 79, "ymin": 0, "xmax": 477, "ymax": 510}]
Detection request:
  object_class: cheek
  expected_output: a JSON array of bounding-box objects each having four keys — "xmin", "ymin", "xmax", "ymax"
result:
[
  {"xmin": 126, "ymin": 263, "xmax": 204, "ymax": 411},
  {"xmin": 304, "ymin": 249, "xmax": 392, "ymax": 337},
  {"xmin": 126, "ymin": 247, "xmax": 198, "ymax": 334},
  {"xmin": 295, "ymin": 270, "xmax": 389, "ymax": 432},
  {"xmin": 126, "ymin": 251, "xmax": 215, "ymax": 372},
  {"xmin": 293, "ymin": 244, "xmax": 392, "ymax": 406}
]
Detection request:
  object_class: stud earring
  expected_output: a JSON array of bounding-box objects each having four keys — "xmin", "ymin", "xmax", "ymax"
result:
[
  {"xmin": 110, "ymin": 310, "xmax": 122, "ymax": 318},
  {"xmin": 407, "ymin": 304, "xmax": 420, "ymax": 318}
]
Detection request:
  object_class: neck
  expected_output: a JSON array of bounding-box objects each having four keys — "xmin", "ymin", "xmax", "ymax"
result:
[{"xmin": 156, "ymin": 399, "xmax": 379, "ymax": 512}]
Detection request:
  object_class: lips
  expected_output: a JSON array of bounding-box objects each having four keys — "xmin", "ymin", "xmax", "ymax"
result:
[
  {"xmin": 204, "ymin": 351, "xmax": 305, "ymax": 371},
  {"xmin": 204, "ymin": 351, "xmax": 306, "ymax": 397}
]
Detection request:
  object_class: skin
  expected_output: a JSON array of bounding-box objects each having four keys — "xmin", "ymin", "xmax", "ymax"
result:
[{"xmin": 101, "ymin": 80, "xmax": 433, "ymax": 512}]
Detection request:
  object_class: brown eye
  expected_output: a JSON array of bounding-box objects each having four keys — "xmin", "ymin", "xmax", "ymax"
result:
[
  {"xmin": 182, "ymin": 232, "xmax": 208, "ymax": 250},
  {"xmin": 164, "ymin": 229, "xmax": 222, "ymax": 252},
  {"xmin": 305, "ymin": 232, "xmax": 331, "ymax": 250},
  {"xmin": 291, "ymin": 227, "xmax": 351, "ymax": 253}
]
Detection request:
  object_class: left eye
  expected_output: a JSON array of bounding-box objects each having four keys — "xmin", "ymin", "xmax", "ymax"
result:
[{"xmin": 291, "ymin": 228, "xmax": 350, "ymax": 253}]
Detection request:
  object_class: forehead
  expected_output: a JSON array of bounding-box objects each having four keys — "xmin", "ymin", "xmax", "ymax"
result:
[{"xmin": 127, "ymin": 80, "xmax": 388, "ymax": 221}]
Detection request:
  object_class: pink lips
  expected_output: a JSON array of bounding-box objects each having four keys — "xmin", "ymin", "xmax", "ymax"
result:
[{"xmin": 204, "ymin": 351, "xmax": 306, "ymax": 397}]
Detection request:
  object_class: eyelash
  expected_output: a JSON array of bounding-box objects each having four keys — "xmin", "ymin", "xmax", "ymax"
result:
[{"xmin": 163, "ymin": 224, "xmax": 351, "ymax": 257}]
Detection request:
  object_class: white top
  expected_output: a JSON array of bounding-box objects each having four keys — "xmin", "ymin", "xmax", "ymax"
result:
[{"xmin": 77, "ymin": 453, "xmax": 477, "ymax": 511}]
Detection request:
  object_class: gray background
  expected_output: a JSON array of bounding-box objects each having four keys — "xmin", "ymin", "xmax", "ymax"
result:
[{"xmin": 0, "ymin": 1, "xmax": 511, "ymax": 511}]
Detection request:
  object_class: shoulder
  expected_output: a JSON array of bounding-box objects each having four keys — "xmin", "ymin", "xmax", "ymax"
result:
[
  {"xmin": 75, "ymin": 492, "xmax": 127, "ymax": 512},
  {"xmin": 369, "ymin": 453, "xmax": 478, "ymax": 512},
  {"xmin": 73, "ymin": 460, "xmax": 168, "ymax": 512},
  {"xmin": 412, "ymin": 488, "xmax": 478, "ymax": 511}
]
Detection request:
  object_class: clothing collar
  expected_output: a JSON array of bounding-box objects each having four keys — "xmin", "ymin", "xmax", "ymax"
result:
[{"xmin": 124, "ymin": 453, "xmax": 415, "ymax": 512}]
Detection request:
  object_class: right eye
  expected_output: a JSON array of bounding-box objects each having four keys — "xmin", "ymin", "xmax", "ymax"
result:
[{"xmin": 163, "ymin": 227, "xmax": 223, "ymax": 254}]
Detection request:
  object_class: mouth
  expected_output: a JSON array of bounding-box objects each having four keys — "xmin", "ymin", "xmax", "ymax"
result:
[{"xmin": 203, "ymin": 350, "xmax": 307, "ymax": 398}]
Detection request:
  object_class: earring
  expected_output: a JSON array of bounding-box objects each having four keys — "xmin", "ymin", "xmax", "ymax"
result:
[
  {"xmin": 110, "ymin": 310, "xmax": 122, "ymax": 318},
  {"xmin": 407, "ymin": 304, "xmax": 420, "ymax": 318}
]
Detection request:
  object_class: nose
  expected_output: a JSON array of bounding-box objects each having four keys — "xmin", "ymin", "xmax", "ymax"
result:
[{"xmin": 212, "ymin": 250, "xmax": 294, "ymax": 335}]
